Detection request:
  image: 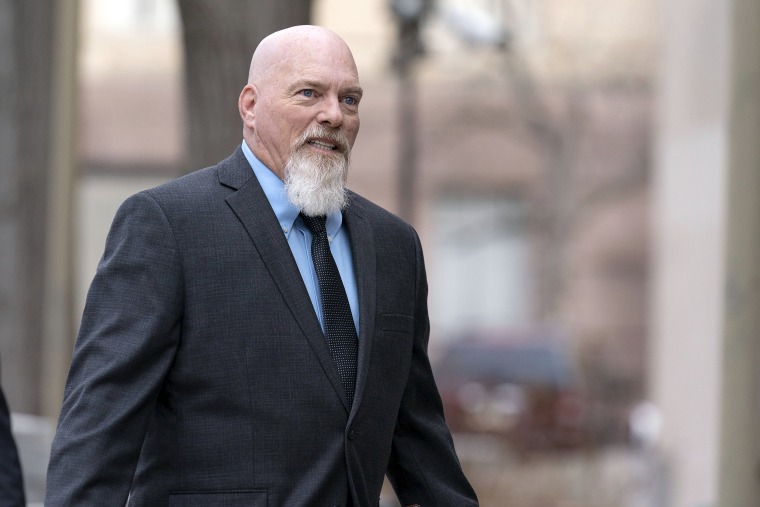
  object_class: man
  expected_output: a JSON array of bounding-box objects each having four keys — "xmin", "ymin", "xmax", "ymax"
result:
[{"xmin": 46, "ymin": 25, "xmax": 477, "ymax": 506}]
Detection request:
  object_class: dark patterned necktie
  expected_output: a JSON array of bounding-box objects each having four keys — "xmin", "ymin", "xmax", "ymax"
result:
[{"xmin": 300, "ymin": 213, "xmax": 358, "ymax": 406}]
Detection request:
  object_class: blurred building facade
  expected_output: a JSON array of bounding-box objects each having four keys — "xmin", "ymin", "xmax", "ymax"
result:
[{"xmin": 324, "ymin": 0, "xmax": 656, "ymax": 424}]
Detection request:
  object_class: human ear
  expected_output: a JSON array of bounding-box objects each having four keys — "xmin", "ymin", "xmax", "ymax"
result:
[{"xmin": 238, "ymin": 84, "xmax": 257, "ymax": 129}]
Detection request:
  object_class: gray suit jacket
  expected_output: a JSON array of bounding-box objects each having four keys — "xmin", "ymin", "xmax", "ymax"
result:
[{"xmin": 45, "ymin": 148, "xmax": 477, "ymax": 506}]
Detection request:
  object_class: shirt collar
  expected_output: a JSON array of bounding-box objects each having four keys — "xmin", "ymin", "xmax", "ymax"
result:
[{"xmin": 241, "ymin": 141, "xmax": 343, "ymax": 239}]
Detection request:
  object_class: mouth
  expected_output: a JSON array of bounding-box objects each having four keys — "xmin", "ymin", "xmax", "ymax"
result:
[{"xmin": 306, "ymin": 139, "xmax": 340, "ymax": 152}]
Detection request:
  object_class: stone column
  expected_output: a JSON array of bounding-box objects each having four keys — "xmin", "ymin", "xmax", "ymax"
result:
[
  {"xmin": 717, "ymin": 0, "xmax": 760, "ymax": 504},
  {"xmin": 651, "ymin": 0, "xmax": 729, "ymax": 506}
]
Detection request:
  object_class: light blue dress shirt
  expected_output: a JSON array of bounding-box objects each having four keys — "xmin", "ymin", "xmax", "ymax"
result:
[{"xmin": 241, "ymin": 141, "xmax": 359, "ymax": 333}]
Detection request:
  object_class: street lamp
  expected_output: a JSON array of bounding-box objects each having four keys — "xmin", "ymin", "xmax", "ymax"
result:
[{"xmin": 390, "ymin": 0, "xmax": 431, "ymax": 224}]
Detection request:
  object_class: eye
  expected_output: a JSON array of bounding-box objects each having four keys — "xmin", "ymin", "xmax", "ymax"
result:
[
  {"xmin": 343, "ymin": 96, "xmax": 359, "ymax": 106},
  {"xmin": 300, "ymin": 89, "xmax": 315, "ymax": 98}
]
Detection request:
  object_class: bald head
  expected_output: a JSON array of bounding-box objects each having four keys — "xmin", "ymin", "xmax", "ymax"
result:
[
  {"xmin": 248, "ymin": 26, "xmax": 358, "ymax": 86},
  {"xmin": 238, "ymin": 25, "xmax": 362, "ymax": 181}
]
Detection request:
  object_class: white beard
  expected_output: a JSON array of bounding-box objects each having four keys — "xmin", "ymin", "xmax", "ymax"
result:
[{"xmin": 283, "ymin": 127, "xmax": 351, "ymax": 217}]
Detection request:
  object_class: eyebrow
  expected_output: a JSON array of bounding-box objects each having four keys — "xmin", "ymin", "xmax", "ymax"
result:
[{"xmin": 344, "ymin": 86, "xmax": 364, "ymax": 99}]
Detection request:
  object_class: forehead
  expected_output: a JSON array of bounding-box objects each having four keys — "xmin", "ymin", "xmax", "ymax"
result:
[
  {"xmin": 280, "ymin": 44, "xmax": 358, "ymax": 87},
  {"xmin": 283, "ymin": 66, "xmax": 361, "ymax": 97},
  {"xmin": 253, "ymin": 30, "xmax": 360, "ymax": 89}
]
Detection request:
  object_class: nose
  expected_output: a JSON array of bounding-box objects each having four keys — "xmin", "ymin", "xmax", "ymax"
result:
[{"xmin": 317, "ymin": 96, "xmax": 344, "ymax": 128}]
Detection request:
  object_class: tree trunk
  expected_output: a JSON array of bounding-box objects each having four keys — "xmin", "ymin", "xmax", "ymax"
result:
[
  {"xmin": 177, "ymin": 0, "xmax": 313, "ymax": 171},
  {"xmin": 0, "ymin": 0, "xmax": 56, "ymax": 415}
]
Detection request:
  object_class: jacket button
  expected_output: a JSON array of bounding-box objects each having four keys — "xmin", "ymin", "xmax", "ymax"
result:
[{"xmin": 348, "ymin": 429, "xmax": 356, "ymax": 440}]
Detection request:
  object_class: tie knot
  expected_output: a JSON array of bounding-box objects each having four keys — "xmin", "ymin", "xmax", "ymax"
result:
[{"xmin": 300, "ymin": 213, "xmax": 327, "ymax": 235}]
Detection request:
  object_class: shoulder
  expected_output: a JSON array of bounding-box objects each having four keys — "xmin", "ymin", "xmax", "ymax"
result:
[
  {"xmin": 345, "ymin": 190, "xmax": 415, "ymax": 237},
  {"xmin": 344, "ymin": 190, "xmax": 423, "ymax": 262},
  {"xmin": 124, "ymin": 148, "xmax": 251, "ymax": 212},
  {"xmin": 144, "ymin": 166, "xmax": 220, "ymax": 202}
]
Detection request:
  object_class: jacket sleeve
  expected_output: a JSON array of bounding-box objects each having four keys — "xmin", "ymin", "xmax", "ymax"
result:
[
  {"xmin": 386, "ymin": 228, "xmax": 479, "ymax": 506},
  {"xmin": 45, "ymin": 191, "xmax": 183, "ymax": 506}
]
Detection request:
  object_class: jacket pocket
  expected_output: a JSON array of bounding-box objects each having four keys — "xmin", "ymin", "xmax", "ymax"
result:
[
  {"xmin": 380, "ymin": 313, "xmax": 413, "ymax": 334},
  {"xmin": 169, "ymin": 490, "xmax": 267, "ymax": 506}
]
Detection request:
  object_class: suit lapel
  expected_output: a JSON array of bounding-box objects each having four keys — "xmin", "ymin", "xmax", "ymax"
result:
[
  {"xmin": 343, "ymin": 195, "xmax": 377, "ymax": 417},
  {"xmin": 219, "ymin": 149, "xmax": 351, "ymax": 412}
]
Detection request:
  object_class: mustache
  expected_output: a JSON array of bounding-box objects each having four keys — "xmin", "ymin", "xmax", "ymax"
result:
[{"xmin": 294, "ymin": 125, "xmax": 350, "ymax": 154}]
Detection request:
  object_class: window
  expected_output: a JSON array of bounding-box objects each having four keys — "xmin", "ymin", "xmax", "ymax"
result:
[{"xmin": 432, "ymin": 196, "xmax": 530, "ymax": 337}]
